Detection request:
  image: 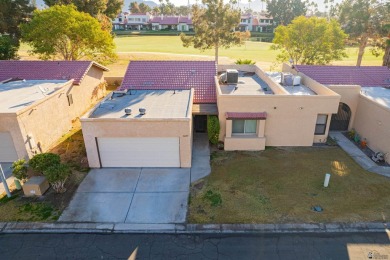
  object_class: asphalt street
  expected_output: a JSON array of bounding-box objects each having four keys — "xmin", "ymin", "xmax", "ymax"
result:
[{"xmin": 0, "ymin": 232, "xmax": 389, "ymax": 259}]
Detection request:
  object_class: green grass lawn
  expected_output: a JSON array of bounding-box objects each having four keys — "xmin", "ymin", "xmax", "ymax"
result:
[
  {"xmin": 19, "ymin": 35, "xmax": 382, "ymax": 76},
  {"xmin": 189, "ymin": 146, "xmax": 390, "ymax": 224}
]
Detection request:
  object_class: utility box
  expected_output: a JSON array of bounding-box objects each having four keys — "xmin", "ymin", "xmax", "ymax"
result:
[{"xmin": 23, "ymin": 176, "xmax": 49, "ymax": 196}]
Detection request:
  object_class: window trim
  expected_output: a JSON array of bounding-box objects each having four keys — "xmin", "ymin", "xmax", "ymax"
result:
[{"xmin": 314, "ymin": 114, "xmax": 328, "ymax": 135}]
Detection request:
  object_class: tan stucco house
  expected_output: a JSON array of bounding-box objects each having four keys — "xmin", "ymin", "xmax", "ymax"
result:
[
  {"xmin": 0, "ymin": 61, "xmax": 108, "ymax": 163},
  {"xmin": 81, "ymin": 61, "xmax": 346, "ymax": 168},
  {"xmin": 290, "ymin": 65, "xmax": 390, "ymax": 159}
]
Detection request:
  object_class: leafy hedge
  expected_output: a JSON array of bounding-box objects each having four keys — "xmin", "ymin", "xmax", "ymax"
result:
[
  {"xmin": 29, "ymin": 153, "xmax": 61, "ymax": 173},
  {"xmin": 207, "ymin": 116, "xmax": 220, "ymax": 145}
]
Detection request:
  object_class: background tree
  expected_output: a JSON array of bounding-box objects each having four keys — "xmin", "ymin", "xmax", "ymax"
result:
[
  {"xmin": 181, "ymin": 0, "xmax": 249, "ymax": 65},
  {"xmin": 0, "ymin": 0, "xmax": 35, "ymax": 60},
  {"xmin": 139, "ymin": 3, "xmax": 151, "ymax": 13},
  {"xmin": 272, "ymin": 16, "xmax": 347, "ymax": 65},
  {"xmin": 130, "ymin": 2, "xmax": 141, "ymax": 13},
  {"xmin": 266, "ymin": 0, "xmax": 308, "ymax": 25},
  {"xmin": 176, "ymin": 5, "xmax": 191, "ymax": 16},
  {"xmin": 159, "ymin": 0, "xmax": 175, "ymax": 15},
  {"xmin": 44, "ymin": 0, "xmax": 123, "ymax": 19},
  {"xmin": 21, "ymin": 5, "xmax": 117, "ymax": 64},
  {"xmin": 337, "ymin": 0, "xmax": 389, "ymax": 66}
]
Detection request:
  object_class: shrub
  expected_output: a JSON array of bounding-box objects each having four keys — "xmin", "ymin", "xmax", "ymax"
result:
[
  {"xmin": 43, "ymin": 163, "xmax": 72, "ymax": 193},
  {"xmin": 29, "ymin": 153, "xmax": 61, "ymax": 173},
  {"xmin": 348, "ymin": 129, "xmax": 356, "ymax": 139},
  {"xmin": 207, "ymin": 116, "xmax": 220, "ymax": 145},
  {"xmin": 11, "ymin": 159, "xmax": 28, "ymax": 182},
  {"xmin": 203, "ymin": 190, "xmax": 222, "ymax": 207},
  {"xmin": 235, "ymin": 59, "xmax": 255, "ymax": 65}
]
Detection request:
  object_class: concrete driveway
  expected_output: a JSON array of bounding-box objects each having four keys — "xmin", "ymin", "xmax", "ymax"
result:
[{"xmin": 59, "ymin": 168, "xmax": 190, "ymax": 223}]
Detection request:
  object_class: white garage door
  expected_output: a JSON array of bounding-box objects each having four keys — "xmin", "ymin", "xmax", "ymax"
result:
[
  {"xmin": 0, "ymin": 132, "xmax": 18, "ymax": 162},
  {"xmin": 97, "ymin": 137, "xmax": 180, "ymax": 167}
]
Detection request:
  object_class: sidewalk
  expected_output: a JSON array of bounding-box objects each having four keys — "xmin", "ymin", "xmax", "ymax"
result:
[
  {"xmin": 0, "ymin": 221, "xmax": 389, "ymax": 234},
  {"xmin": 329, "ymin": 132, "xmax": 390, "ymax": 178},
  {"xmin": 0, "ymin": 163, "xmax": 15, "ymax": 195}
]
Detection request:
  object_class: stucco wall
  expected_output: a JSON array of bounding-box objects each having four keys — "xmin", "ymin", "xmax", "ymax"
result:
[
  {"xmin": 81, "ymin": 119, "xmax": 193, "ymax": 168},
  {"xmin": 327, "ymin": 85, "xmax": 361, "ymax": 130},
  {"xmin": 216, "ymin": 65, "xmax": 340, "ymax": 148},
  {"xmin": 353, "ymin": 95, "xmax": 390, "ymax": 159},
  {"xmin": 0, "ymin": 114, "xmax": 27, "ymax": 159},
  {"xmin": 6, "ymin": 66, "xmax": 106, "ymax": 159}
]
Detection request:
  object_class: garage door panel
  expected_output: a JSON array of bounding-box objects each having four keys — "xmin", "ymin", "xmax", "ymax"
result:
[
  {"xmin": 98, "ymin": 137, "xmax": 180, "ymax": 167},
  {"xmin": 0, "ymin": 132, "xmax": 18, "ymax": 162}
]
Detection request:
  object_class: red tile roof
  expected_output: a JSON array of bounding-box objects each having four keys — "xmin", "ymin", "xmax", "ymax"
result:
[
  {"xmin": 0, "ymin": 61, "xmax": 108, "ymax": 85},
  {"xmin": 226, "ymin": 112, "xmax": 267, "ymax": 120},
  {"xmin": 178, "ymin": 17, "xmax": 192, "ymax": 25},
  {"xmin": 150, "ymin": 16, "xmax": 179, "ymax": 25},
  {"xmin": 295, "ymin": 65, "xmax": 390, "ymax": 87},
  {"xmin": 119, "ymin": 61, "xmax": 217, "ymax": 103}
]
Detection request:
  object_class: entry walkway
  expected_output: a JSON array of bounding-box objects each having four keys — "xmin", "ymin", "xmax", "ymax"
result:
[
  {"xmin": 190, "ymin": 133, "xmax": 211, "ymax": 183},
  {"xmin": 329, "ymin": 132, "xmax": 390, "ymax": 178}
]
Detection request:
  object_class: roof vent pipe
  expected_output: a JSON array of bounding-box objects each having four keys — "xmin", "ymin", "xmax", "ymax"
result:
[
  {"xmin": 139, "ymin": 108, "xmax": 146, "ymax": 115},
  {"xmin": 124, "ymin": 108, "xmax": 132, "ymax": 115}
]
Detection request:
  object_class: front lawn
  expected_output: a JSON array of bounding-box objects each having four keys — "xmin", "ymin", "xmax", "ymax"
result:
[
  {"xmin": 188, "ymin": 146, "xmax": 390, "ymax": 224},
  {"xmin": 0, "ymin": 124, "xmax": 88, "ymax": 222}
]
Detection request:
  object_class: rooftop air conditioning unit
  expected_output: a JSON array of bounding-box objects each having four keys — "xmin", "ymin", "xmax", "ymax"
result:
[
  {"xmin": 226, "ymin": 69, "xmax": 239, "ymax": 84},
  {"xmin": 281, "ymin": 73, "xmax": 294, "ymax": 86},
  {"xmin": 139, "ymin": 108, "xmax": 146, "ymax": 115},
  {"xmin": 124, "ymin": 108, "xmax": 132, "ymax": 115},
  {"xmin": 293, "ymin": 75, "xmax": 301, "ymax": 86}
]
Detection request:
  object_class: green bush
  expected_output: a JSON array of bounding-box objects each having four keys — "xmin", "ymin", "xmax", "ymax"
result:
[
  {"xmin": 11, "ymin": 159, "xmax": 28, "ymax": 182},
  {"xmin": 203, "ymin": 190, "xmax": 222, "ymax": 207},
  {"xmin": 207, "ymin": 116, "xmax": 220, "ymax": 145},
  {"xmin": 29, "ymin": 153, "xmax": 61, "ymax": 173},
  {"xmin": 235, "ymin": 58, "xmax": 255, "ymax": 65},
  {"xmin": 43, "ymin": 163, "xmax": 72, "ymax": 193}
]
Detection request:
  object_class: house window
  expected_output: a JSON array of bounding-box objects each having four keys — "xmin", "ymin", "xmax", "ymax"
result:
[
  {"xmin": 67, "ymin": 94, "xmax": 73, "ymax": 106},
  {"xmin": 315, "ymin": 115, "xmax": 328, "ymax": 135},
  {"xmin": 232, "ymin": 120, "xmax": 257, "ymax": 134}
]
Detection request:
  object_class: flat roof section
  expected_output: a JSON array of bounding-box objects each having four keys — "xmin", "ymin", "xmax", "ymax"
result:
[
  {"xmin": 219, "ymin": 72, "xmax": 274, "ymax": 95},
  {"xmin": 267, "ymin": 72, "xmax": 316, "ymax": 96},
  {"xmin": 90, "ymin": 89, "xmax": 192, "ymax": 119},
  {"xmin": 0, "ymin": 79, "xmax": 68, "ymax": 113},
  {"xmin": 361, "ymin": 87, "xmax": 390, "ymax": 109}
]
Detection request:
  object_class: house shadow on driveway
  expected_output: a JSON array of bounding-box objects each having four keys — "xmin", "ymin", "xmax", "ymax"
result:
[{"xmin": 59, "ymin": 134, "xmax": 211, "ymax": 224}]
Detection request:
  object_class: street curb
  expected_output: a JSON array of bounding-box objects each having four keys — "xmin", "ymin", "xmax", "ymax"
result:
[{"xmin": 0, "ymin": 222, "xmax": 389, "ymax": 234}]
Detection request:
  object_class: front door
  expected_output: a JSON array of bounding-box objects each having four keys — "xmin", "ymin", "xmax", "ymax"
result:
[{"xmin": 194, "ymin": 115, "xmax": 207, "ymax": 133}]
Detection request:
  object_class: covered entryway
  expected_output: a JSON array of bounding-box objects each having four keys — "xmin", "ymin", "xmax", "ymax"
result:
[
  {"xmin": 97, "ymin": 137, "xmax": 180, "ymax": 167},
  {"xmin": 194, "ymin": 115, "xmax": 207, "ymax": 133},
  {"xmin": 330, "ymin": 102, "xmax": 352, "ymax": 131},
  {"xmin": 0, "ymin": 132, "xmax": 18, "ymax": 162}
]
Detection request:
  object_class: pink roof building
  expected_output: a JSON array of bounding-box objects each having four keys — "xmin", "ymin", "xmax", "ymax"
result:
[
  {"xmin": 119, "ymin": 60, "xmax": 217, "ymax": 103},
  {"xmin": 0, "ymin": 61, "xmax": 108, "ymax": 85},
  {"xmin": 295, "ymin": 65, "xmax": 390, "ymax": 87}
]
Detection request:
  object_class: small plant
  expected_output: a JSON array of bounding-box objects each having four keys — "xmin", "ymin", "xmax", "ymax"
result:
[
  {"xmin": 11, "ymin": 159, "xmax": 28, "ymax": 183},
  {"xmin": 348, "ymin": 129, "xmax": 356, "ymax": 139},
  {"xmin": 43, "ymin": 163, "xmax": 72, "ymax": 193},
  {"xmin": 207, "ymin": 116, "xmax": 220, "ymax": 145},
  {"xmin": 29, "ymin": 153, "xmax": 61, "ymax": 173},
  {"xmin": 361, "ymin": 138, "xmax": 367, "ymax": 149},
  {"xmin": 354, "ymin": 133, "xmax": 360, "ymax": 143},
  {"xmin": 203, "ymin": 190, "xmax": 222, "ymax": 207},
  {"xmin": 235, "ymin": 58, "xmax": 255, "ymax": 65}
]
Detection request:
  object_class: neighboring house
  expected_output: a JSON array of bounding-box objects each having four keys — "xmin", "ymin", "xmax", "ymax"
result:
[
  {"xmin": 150, "ymin": 15, "xmax": 193, "ymax": 31},
  {"xmin": 81, "ymin": 61, "xmax": 342, "ymax": 168},
  {"xmin": 112, "ymin": 12, "xmax": 151, "ymax": 30},
  {"xmin": 290, "ymin": 65, "xmax": 390, "ymax": 158},
  {"xmin": 0, "ymin": 61, "xmax": 108, "ymax": 163},
  {"xmin": 238, "ymin": 13, "xmax": 274, "ymax": 32}
]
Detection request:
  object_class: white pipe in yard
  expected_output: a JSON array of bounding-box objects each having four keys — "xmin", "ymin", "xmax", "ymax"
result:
[
  {"xmin": 324, "ymin": 173, "xmax": 331, "ymax": 188},
  {"xmin": 0, "ymin": 164, "xmax": 12, "ymax": 198}
]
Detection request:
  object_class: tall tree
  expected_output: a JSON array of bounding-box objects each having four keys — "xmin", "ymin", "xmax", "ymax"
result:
[
  {"xmin": 130, "ymin": 2, "xmax": 141, "ymax": 13},
  {"xmin": 266, "ymin": 0, "xmax": 308, "ymax": 25},
  {"xmin": 338, "ymin": 0, "xmax": 389, "ymax": 66},
  {"xmin": 272, "ymin": 16, "xmax": 347, "ymax": 65},
  {"xmin": 21, "ymin": 5, "xmax": 117, "ymax": 64},
  {"xmin": 0, "ymin": 0, "xmax": 35, "ymax": 59},
  {"xmin": 181, "ymin": 0, "xmax": 249, "ymax": 65},
  {"xmin": 176, "ymin": 5, "xmax": 191, "ymax": 16},
  {"xmin": 44, "ymin": 0, "xmax": 123, "ymax": 19},
  {"xmin": 138, "ymin": 3, "xmax": 151, "ymax": 13}
]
